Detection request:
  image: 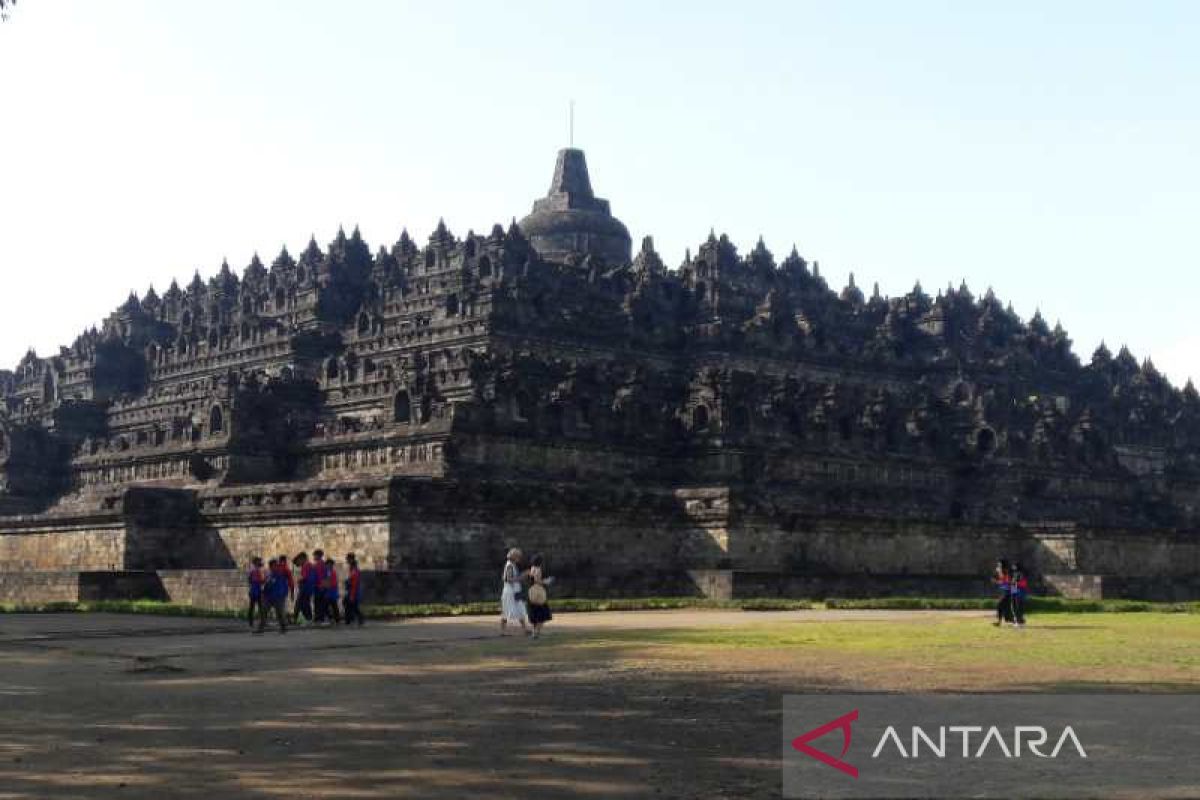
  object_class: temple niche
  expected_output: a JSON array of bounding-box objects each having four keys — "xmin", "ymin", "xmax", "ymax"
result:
[{"xmin": 1, "ymin": 149, "xmax": 1199, "ymax": 603}]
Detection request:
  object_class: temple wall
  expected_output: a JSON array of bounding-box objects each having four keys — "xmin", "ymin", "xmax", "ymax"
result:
[
  {"xmin": 1076, "ymin": 532, "xmax": 1200, "ymax": 577},
  {"xmin": 0, "ymin": 479, "xmax": 1198, "ymax": 605},
  {"xmin": 214, "ymin": 520, "xmax": 390, "ymax": 570},
  {"xmin": 729, "ymin": 517, "xmax": 1015, "ymax": 576},
  {"xmin": 0, "ymin": 521, "xmax": 125, "ymax": 571},
  {"xmin": 0, "ymin": 571, "xmax": 87, "ymax": 603}
]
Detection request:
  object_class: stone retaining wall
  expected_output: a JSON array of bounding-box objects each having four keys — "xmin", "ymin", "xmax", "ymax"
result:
[{"xmin": 1, "ymin": 479, "xmax": 1198, "ymax": 604}]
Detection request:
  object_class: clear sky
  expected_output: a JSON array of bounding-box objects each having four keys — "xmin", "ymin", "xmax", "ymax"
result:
[{"xmin": 1, "ymin": 1, "xmax": 1197, "ymax": 385}]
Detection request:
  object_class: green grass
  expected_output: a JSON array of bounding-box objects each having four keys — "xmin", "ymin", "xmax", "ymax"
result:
[
  {"xmin": 824, "ymin": 596, "xmax": 1200, "ymax": 613},
  {"xmin": 0, "ymin": 596, "xmax": 1195, "ymax": 620},
  {"xmin": 0, "ymin": 600, "xmax": 243, "ymax": 618},
  {"xmin": 555, "ymin": 613, "xmax": 1200, "ymax": 688}
]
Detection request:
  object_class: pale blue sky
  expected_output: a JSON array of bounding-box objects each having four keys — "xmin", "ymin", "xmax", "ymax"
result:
[{"xmin": 1, "ymin": 1, "xmax": 1197, "ymax": 384}]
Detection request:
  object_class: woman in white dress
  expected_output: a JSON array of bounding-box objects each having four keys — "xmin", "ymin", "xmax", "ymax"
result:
[{"xmin": 499, "ymin": 548, "xmax": 530, "ymax": 636}]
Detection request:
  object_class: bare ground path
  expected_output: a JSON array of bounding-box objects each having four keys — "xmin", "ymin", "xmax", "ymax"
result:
[{"xmin": 0, "ymin": 609, "xmax": 1190, "ymax": 799}]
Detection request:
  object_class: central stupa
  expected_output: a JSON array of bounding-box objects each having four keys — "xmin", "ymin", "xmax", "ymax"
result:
[{"xmin": 518, "ymin": 148, "xmax": 632, "ymax": 264}]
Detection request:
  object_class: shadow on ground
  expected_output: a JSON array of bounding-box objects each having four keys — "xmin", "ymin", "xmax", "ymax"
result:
[{"xmin": 0, "ymin": 619, "xmax": 801, "ymax": 800}]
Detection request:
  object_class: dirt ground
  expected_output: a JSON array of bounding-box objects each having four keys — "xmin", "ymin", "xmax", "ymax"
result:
[{"xmin": 0, "ymin": 609, "xmax": 1191, "ymax": 799}]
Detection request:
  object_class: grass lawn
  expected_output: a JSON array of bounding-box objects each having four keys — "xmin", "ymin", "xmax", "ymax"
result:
[
  {"xmin": 0, "ymin": 609, "xmax": 1192, "ymax": 797},
  {"xmin": 536, "ymin": 612, "xmax": 1200, "ymax": 692}
]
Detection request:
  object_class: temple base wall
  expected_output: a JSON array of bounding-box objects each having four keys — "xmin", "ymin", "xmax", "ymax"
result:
[{"xmin": 0, "ymin": 480, "xmax": 1197, "ymax": 607}]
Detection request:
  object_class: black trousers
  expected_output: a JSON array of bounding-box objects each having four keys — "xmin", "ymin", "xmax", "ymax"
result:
[
  {"xmin": 1011, "ymin": 594, "xmax": 1026, "ymax": 624},
  {"xmin": 314, "ymin": 591, "xmax": 327, "ymax": 622},
  {"xmin": 325, "ymin": 595, "xmax": 341, "ymax": 624},
  {"xmin": 343, "ymin": 598, "xmax": 364, "ymax": 626},
  {"xmin": 996, "ymin": 595, "xmax": 1012, "ymax": 623},
  {"xmin": 247, "ymin": 596, "xmax": 264, "ymax": 628},
  {"xmin": 262, "ymin": 597, "xmax": 288, "ymax": 632},
  {"xmin": 294, "ymin": 590, "xmax": 313, "ymax": 622}
]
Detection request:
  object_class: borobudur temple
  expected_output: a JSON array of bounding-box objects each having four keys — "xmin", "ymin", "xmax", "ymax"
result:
[{"xmin": 1, "ymin": 149, "xmax": 1198, "ymax": 607}]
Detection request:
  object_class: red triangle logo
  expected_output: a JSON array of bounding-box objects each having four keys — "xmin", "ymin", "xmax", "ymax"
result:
[{"xmin": 791, "ymin": 708, "xmax": 859, "ymax": 778}]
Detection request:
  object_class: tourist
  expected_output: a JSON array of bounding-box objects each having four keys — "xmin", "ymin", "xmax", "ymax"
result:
[
  {"xmin": 263, "ymin": 556, "xmax": 290, "ymax": 634},
  {"xmin": 323, "ymin": 555, "xmax": 342, "ymax": 625},
  {"xmin": 311, "ymin": 548, "xmax": 327, "ymax": 623},
  {"xmin": 526, "ymin": 553, "xmax": 552, "ymax": 639},
  {"xmin": 293, "ymin": 552, "xmax": 314, "ymax": 624},
  {"xmin": 992, "ymin": 558, "xmax": 1012, "ymax": 627},
  {"xmin": 277, "ymin": 553, "xmax": 295, "ymax": 606},
  {"xmin": 343, "ymin": 552, "xmax": 364, "ymax": 627},
  {"xmin": 500, "ymin": 548, "xmax": 530, "ymax": 636},
  {"xmin": 247, "ymin": 556, "xmax": 267, "ymax": 632},
  {"xmin": 1009, "ymin": 562, "xmax": 1029, "ymax": 628}
]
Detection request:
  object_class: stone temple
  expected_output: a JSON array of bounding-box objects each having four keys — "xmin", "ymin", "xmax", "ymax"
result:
[{"xmin": 1, "ymin": 149, "xmax": 1198, "ymax": 606}]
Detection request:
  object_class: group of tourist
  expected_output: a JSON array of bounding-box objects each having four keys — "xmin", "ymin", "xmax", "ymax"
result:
[
  {"xmin": 248, "ymin": 546, "xmax": 553, "ymax": 636},
  {"xmin": 992, "ymin": 558, "xmax": 1029, "ymax": 628},
  {"xmin": 500, "ymin": 548, "xmax": 553, "ymax": 638},
  {"xmin": 246, "ymin": 549, "xmax": 364, "ymax": 633}
]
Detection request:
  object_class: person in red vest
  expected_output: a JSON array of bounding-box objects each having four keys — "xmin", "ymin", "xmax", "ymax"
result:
[
  {"xmin": 246, "ymin": 556, "xmax": 266, "ymax": 632},
  {"xmin": 343, "ymin": 552, "xmax": 364, "ymax": 627},
  {"xmin": 277, "ymin": 553, "xmax": 295, "ymax": 602},
  {"xmin": 292, "ymin": 552, "xmax": 314, "ymax": 624},
  {"xmin": 311, "ymin": 549, "xmax": 328, "ymax": 623},
  {"xmin": 1009, "ymin": 562, "xmax": 1030, "ymax": 628},
  {"xmin": 992, "ymin": 558, "xmax": 1012, "ymax": 627},
  {"xmin": 262, "ymin": 556, "xmax": 291, "ymax": 634},
  {"xmin": 322, "ymin": 556, "xmax": 342, "ymax": 625}
]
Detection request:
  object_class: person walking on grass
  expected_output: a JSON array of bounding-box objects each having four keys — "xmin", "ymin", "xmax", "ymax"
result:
[
  {"xmin": 1009, "ymin": 562, "xmax": 1029, "ymax": 628},
  {"xmin": 343, "ymin": 552, "xmax": 365, "ymax": 627},
  {"xmin": 292, "ymin": 552, "xmax": 314, "ymax": 624},
  {"xmin": 311, "ymin": 548, "xmax": 327, "ymax": 623},
  {"xmin": 322, "ymin": 555, "xmax": 342, "ymax": 625},
  {"xmin": 526, "ymin": 553, "xmax": 553, "ymax": 639},
  {"xmin": 500, "ymin": 548, "xmax": 530, "ymax": 637},
  {"xmin": 992, "ymin": 558, "xmax": 1013, "ymax": 627},
  {"xmin": 262, "ymin": 556, "xmax": 290, "ymax": 634},
  {"xmin": 247, "ymin": 556, "xmax": 267, "ymax": 632}
]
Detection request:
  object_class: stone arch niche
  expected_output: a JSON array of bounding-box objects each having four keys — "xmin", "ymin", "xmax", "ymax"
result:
[
  {"xmin": 514, "ymin": 390, "xmax": 534, "ymax": 422},
  {"xmin": 393, "ymin": 391, "xmax": 412, "ymax": 424},
  {"xmin": 692, "ymin": 404, "xmax": 710, "ymax": 431},
  {"xmin": 976, "ymin": 426, "xmax": 997, "ymax": 455},
  {"xmin": 209, "ymin": 405, "xmax": 224, "ymax": 435}
]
